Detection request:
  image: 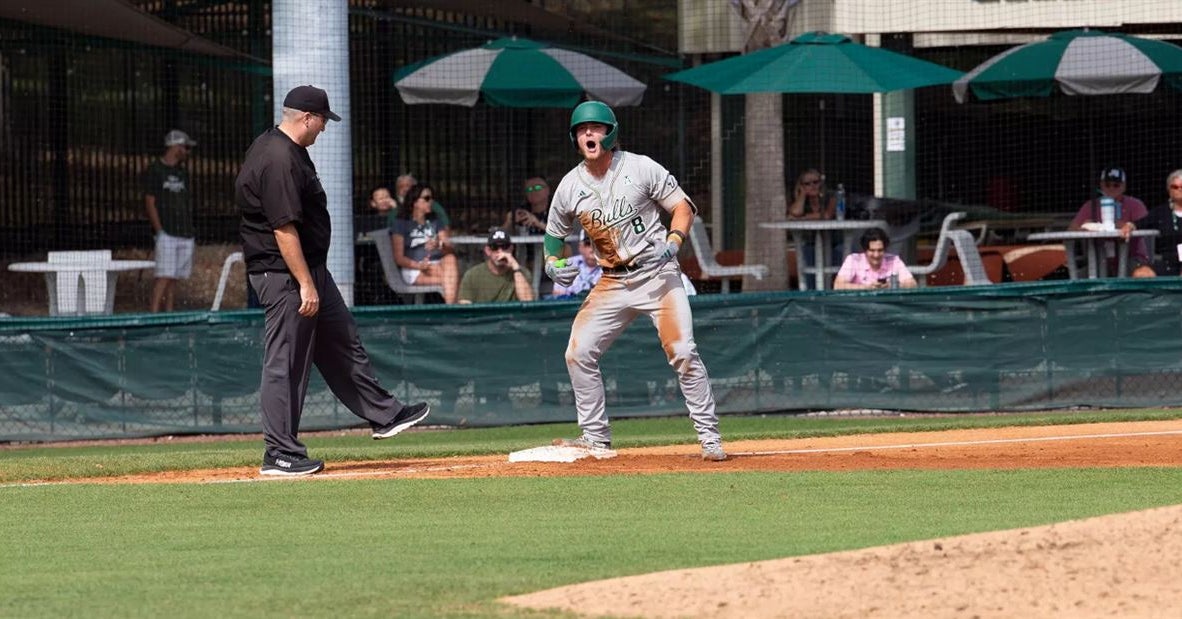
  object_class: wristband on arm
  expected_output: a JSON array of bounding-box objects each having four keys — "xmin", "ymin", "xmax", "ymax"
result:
[{"xmin": 543, "ymin": 233, "xmax": 567, "ymax": 260}]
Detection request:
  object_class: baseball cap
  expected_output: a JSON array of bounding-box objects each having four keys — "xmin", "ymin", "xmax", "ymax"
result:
[
  {"xmin": 1100, "ymin": 167, "xmax": 1126, "ymax": 184},
  {"xmin": 487, "ymin": 227, "xmax": 512, "ymax": 248},
  {"xmin": 283, "ymin": 85, "xmax": 341, "ymax": 121},
  {"xmin": 164, "ymin": 129, "xmax": 196, "ymax": 147}
]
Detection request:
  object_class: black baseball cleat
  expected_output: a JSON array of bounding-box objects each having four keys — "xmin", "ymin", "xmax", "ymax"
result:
[
  {"xmin": 372, "ymin": 402, "xmax": 431, "ymax": 439},
  {"xmin": 260, "ymin": 453, "xmax": 325, "ymax": 477}
]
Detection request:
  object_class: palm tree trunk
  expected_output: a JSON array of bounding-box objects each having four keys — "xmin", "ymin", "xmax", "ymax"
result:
[{"xmin": 743, "ymin": 93, "xmax": 789, "ymax": 291}]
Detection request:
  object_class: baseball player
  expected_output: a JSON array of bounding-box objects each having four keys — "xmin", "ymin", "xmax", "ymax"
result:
[{"xmin": 543, "ymin": 101, "xmax": 726, "ymax": 462}]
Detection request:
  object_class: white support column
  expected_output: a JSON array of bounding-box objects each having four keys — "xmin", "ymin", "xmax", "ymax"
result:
[
  {"xmin": 867, "ymin": 33, "xmax": 885, "ymax": 197},
  {"xmin": 272, "ymin": 0, "xmax": 355, "ymax": 305},
  {"xmin": 710, "ymin": 90, "xmax": 724, "ymax": 245}
]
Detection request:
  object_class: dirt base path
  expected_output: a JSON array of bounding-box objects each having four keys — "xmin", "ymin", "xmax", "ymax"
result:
[{"xmin": 32, "ymin": 418, "xmax": 1182, "ymax": 485}]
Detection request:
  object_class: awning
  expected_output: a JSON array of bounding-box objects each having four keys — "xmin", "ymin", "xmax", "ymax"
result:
[{"xmin": 0, "ymin": 0, "xmax": 264, "ymax": 62}]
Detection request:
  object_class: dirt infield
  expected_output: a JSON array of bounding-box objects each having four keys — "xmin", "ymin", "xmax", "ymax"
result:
[
  {"xmin": 27, "ymin": 418, "xmax": 1182, "ymax": 485},
  {"xmin": 19, "ymin": 419, "xmax": 1182, "ymax": 618}
]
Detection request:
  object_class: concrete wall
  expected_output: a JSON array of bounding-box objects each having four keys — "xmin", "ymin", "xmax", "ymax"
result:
[{"xmin": 681, "ymin": 0, "xmax": 1182, "ymax": 54}]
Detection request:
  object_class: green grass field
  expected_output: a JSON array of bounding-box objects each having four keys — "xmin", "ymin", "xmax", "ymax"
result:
[{"xmin": 3, "ymin": 410, "xmax": 1182, "ymax": 618}]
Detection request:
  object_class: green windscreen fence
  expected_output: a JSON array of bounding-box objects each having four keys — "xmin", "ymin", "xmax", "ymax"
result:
[{"xmin": 3, "ymin": 280, "xmax": 1182, "ymax": 442}]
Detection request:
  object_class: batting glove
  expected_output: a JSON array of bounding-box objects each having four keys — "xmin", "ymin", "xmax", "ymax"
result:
[
  {"xmin": 545, "ymin": 259, "xmax": 580, "ymax": 287},
  {"xmin": 646, "ymin": 238, "xmax": 681, "ymax": 267}
]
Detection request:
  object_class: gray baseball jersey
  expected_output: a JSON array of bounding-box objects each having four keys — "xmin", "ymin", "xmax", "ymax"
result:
[
  {"xmin": 547, "ymin": 150, "xmax": 721, "ymax": 448},
  {"xmin": 547, "ymin": 151, "xmax": 692, "ymax": 268}
]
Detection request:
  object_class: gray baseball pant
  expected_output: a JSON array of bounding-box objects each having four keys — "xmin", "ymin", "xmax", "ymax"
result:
[
  {"xmin": 564, "ymin": 262, "xmax": 720, "ymax": 446},
  {"xmin": 251, "ymin": 265, "xmax": 405, "ymax": 459}
]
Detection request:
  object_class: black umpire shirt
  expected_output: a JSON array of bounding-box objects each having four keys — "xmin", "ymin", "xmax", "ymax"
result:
[{"xmin": 235, "ymin": 127, "xmax": 331, "ymax": 274}]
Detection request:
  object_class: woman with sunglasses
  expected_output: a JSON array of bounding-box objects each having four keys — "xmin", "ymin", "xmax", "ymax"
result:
[
  {"xmin": 787, "ymin": 168, "xmax": 841, "ymax": 288},
  {"xmin": 391, "ymin": 182, "xmax": 460, "ymax": 303},
  {"xmin": 1125, "ymin": 169, "xmax": 1182, "ymax": 277}
]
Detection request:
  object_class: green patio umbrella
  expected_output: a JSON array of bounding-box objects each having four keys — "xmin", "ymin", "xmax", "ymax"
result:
[
  {"xmin": 952, "ymin": 30, "xmax": 1182, "ymax": 185},
  {"xmin": 664, "ymin": 32, "xmax": 963, "ymax": 95},
  {"xmin": 952, "ymin": 29, "xmax": 1182, "ymax": 103},
  {"xmin": 394, "ymin": 36, "xmax": 646, "ymax": 108},
  {"xmin": 664, "ymin": 31, "xmax": 961, "ymax": 176}
]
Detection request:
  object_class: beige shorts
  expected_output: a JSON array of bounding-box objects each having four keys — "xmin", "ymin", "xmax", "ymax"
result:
[{"xmin": 154, "ymin": 231, "xmax": 195, "ymax": 279}]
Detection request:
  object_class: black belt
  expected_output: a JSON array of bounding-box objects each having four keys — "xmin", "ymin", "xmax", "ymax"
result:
[{"xmin": 602, "ymin": 262, "xmax": 642, "ymax": 274}]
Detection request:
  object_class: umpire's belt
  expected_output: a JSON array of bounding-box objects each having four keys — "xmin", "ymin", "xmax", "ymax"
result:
[{"xmin": 602, "ymin": 261, "xmax": 642, "ymax": 274}]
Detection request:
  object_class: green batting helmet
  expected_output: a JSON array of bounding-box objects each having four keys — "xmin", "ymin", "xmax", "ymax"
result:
[{"xmin": 569, "ymin": 101, "xmax": 618, "ymax": 150}]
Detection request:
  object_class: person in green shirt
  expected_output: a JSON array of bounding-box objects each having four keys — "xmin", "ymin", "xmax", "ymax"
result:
[
  {"xmin": 143, "ymin": 129, "xmax": 197, "ymax": 312},
  {"xmin": 457, "ymin": 228, "xmax": 535, "ymax": 304}
]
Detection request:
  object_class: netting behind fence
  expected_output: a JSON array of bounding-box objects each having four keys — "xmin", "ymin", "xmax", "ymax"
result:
[{"xmin": 0, "ymin": 3, "xmax": 1179, "ymax": 304}]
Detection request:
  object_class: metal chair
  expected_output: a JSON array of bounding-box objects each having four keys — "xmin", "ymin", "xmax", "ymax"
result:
[
  {"xmin": 366, "ymin": 229, "xmax": 444, "ymax": 304},
  {"xmin": 949, "ymin": 229, "xmax": 991, "ymax": 285},
  {"xmin": 687, "ymin": 216, "xmax": 768, "ymax": 293},
  {"xmin": 907, "ymin": 212, "xmax": 967, "ymax": 287},
  {"xmin": 211, "ymin": 251, "xmax": 243, "ymax": 311}
]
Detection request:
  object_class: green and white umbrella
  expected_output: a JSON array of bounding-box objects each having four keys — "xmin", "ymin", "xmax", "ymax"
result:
[
  {"xmin": 664, "ymin": 32, "xmax": 963, "ymax": 94},
  {"xmin": 953, "ymin": 29, "xmax": 1182, "ymax": 103},
  {"xmin": 394, "ymin": 36, "xmax": 646, "ymax": 108}
]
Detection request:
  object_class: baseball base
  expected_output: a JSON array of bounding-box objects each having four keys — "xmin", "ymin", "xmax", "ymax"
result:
[{"xmin": 508, "ymin": 445, "xmax": 618, "ymax": 463}]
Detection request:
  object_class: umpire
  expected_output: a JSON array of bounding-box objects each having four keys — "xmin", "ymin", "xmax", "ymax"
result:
[{"xmin": 235, "ymin": 85, "xmax": 430, "ymax": 476}]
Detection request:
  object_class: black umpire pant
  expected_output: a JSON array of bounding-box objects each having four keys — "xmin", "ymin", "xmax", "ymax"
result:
[{"xmin": 250, "ymin": 265, "xmax": 405, "ymax": 459}]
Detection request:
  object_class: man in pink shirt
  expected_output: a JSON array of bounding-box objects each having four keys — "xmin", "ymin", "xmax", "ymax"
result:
[{"xmin": 834, "ymin": 228, "xmax": 917, "ymax": 290}]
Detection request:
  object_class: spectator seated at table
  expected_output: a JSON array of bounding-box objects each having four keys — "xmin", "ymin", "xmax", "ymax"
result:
[
  {"xmin": 833, "ymin": 227, "xmax": 917, "ymax": 290},
  {"xmin": 458, "ymin": 228, "xmax": 535, "ymax": 304},
  {"xmin": 1068, "ymin": 167, "xmax": 1151, "ymax": 273},
  {"xmin": 375, "ymin": 173, "xmax": 451, "ymax": 232},
  {"xmin": 391, "ymin": 182, "xmax": 459, "ymax": 304},
  {"xmin": 787, "ymin": 167, "xmax": 841, "ymax": 286},
  {"xmin": 1128, "ymin": 169, "xmax": 1182, "ymax": 278},
  {"xmin": 503, "ymin": 175, "xmax": 550, "ymax": 235}
]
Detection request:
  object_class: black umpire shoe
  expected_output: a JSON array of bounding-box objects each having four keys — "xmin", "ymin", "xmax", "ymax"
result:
[
  {"xmin": 260, "ymin": 453, "xmax": 325, "ymax": 477},
  {"xmin": 372, "ymin": 402, "xmax": 431, "ymax": 439}
]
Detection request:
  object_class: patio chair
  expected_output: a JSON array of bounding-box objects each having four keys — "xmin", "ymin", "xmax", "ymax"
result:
[
  {"xmin": 949, "ymin": 229, "xmax": 991, "ymax": 285},
  {"xmin": 688, "ymin": 216, "xmax": 768, "ymax": 293},
  {"xmin": 211, "ymin": 251, "xmax": 243, "ymax": 311},
  {"xmin": 907, "ymin": 212, "xmax": 967, "ymax": 287},
  {"xmin": 366, "ymin": 229, "xmax": 444, "ymax": 304}
]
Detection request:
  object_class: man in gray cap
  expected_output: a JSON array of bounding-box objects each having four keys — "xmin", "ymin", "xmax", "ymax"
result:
[
  {"xmin": 143, "ymin": 129, "xmax": 197, "ymax": 312},
  {"xmin": 235, "ymin": 85, "xmax": 429, "ymax": 476}
]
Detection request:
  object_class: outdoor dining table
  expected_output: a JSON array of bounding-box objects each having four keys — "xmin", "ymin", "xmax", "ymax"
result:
[
  {"xmin": 9, "ymin": 257, "xmax": 155, "ymax": 315},
  {"xmin": 1026, "ymin": 229, "xmax": 1159, "ymax": 279},
  {"xmin": 759, "ymin": 219, "xmax": 889, "ymax": 291}
]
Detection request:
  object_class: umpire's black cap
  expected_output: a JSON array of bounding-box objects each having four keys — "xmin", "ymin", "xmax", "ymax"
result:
[{"xmin": 283, "ymin": 85, "xmax": 341, "ymax": 121}]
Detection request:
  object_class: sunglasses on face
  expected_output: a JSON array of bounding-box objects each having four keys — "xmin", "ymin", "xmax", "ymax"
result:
[
  {"xmin": 1103, "ymin": 181, "xmax": 1124, "ymax": 187},
  {"xmin": 525, "ymin": 184, "xmax": 547, "ymax": 193},
  {"xmin": 417, "ymin": 195, "xmax": 433, "ymax": 202},
  {"xmin": 1170, "ymin": 184, "xmax": 1182, "ymax": 190},
  {"xmin": 489, "ymin": 243, "xmax": 512, "ymax": 251}
]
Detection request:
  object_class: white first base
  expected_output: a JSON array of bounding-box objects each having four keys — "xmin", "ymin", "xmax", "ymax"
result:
[{"xmin": 508, "ymin": 445, "xmax": 618, "ymax": 463}]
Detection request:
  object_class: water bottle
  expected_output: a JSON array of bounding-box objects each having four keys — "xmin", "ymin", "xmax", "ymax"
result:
[
  {"xmin": 835, "ymin": 184, "xmax": 847, "ymax": 221},
  {"xmin": 1114, "ymin": 199, "xmax": 1122, "ymax": 222},
  {"xmin": 1099, "ymin": 196, "xmax": 1116, "ymax": 231},
  {"xmin": 889, "ymin": 273, "xmax": 899, "ymax": 289}
]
